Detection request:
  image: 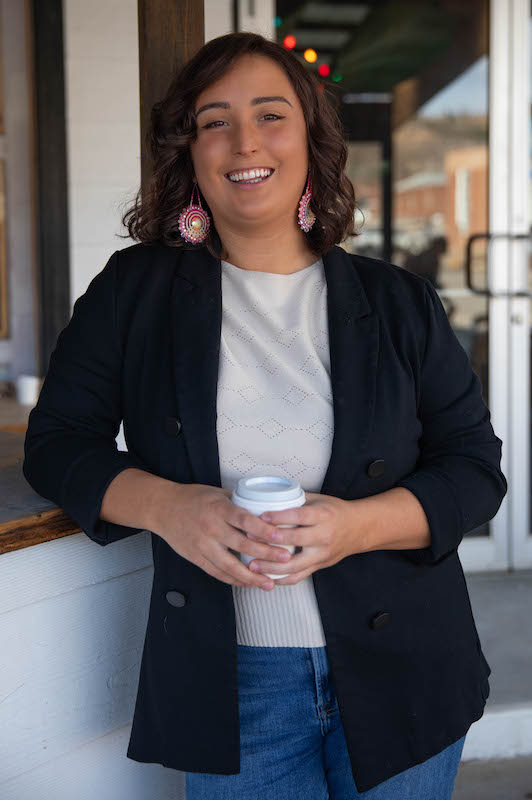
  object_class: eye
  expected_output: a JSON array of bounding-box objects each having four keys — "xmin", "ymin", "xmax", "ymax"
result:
[{"xmin": 203, "ymin": 114, "xmax": 284, "ymax": 129}]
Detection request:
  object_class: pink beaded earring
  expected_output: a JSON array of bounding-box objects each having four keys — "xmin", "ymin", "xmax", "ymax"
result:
[
  {"xmin": 298, "ymin": 170, "xmax": 316, "ymax": 232},
  {"xmin": 177, "ymin": 177, "xmax": 211, "ymax": 244}
]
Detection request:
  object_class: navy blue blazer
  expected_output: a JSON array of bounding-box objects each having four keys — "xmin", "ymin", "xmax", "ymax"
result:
[{"xmin": 23, "ymin": 241, "xmax": 507, "ymax": 792}]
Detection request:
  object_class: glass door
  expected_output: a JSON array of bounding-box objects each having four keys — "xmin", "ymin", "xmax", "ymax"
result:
[
  {"xmin": 336, "ymin": 0, "xmax": 503, "ymax": 570},
  {"xmin": 458, "ymin": 0, "xmax": 532, "ymax": 571},
  {"xmin": 265, "ymin": 0, "xmax": 532, "ymax": 569},
  {"xmin": 274, "ymin": 0, "xmax": 516, "ymax": 570}
]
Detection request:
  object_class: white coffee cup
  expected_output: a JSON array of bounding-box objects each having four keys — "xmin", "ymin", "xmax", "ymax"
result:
[
  {"xmin": 231, "ymin": 475, "xmax": 305, "ymax": 580},
  {"xmin": 15, "ymin": 374, "xmax": 42, "ymax": 406}
]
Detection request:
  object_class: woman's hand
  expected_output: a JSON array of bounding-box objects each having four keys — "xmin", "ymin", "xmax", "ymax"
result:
[
  {"xmin": 247, "ymin": 492, "xmax": 368, "ymax": 585},
  {"xmin": 152, "ymin": 483, "xmax": 296, "ymax": 591}
]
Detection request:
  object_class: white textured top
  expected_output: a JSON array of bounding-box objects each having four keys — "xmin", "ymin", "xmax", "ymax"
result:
[{"xmin": 216, "ymin": 256, "xmax": 334, "ymax": 646}]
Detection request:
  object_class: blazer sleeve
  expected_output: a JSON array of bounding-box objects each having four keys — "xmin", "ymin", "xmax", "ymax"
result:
[
  {"xmin": 23, "ymin": 249, "xmax": 153, "ymax": 546},
  {"xmin": 395, "ymin": 278, "xmax": 508, "ymax": 565}
]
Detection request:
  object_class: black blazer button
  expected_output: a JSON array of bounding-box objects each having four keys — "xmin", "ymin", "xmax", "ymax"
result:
[
  {"xmin": 166, "ymin": 590, "xmax": 187, "ymax": 607},
  {"xmin": 367, "ymin": 459, "xmax": 385, "ymax": 478},
  {"xmin": 165, "ymin": 416, "xmax": 182, "ymax": 436},
  {"xmin": 370, "ymin": 611, "xmax": 391, "ymax": 630}
]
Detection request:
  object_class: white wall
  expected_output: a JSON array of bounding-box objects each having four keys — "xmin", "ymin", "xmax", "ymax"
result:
[
  {"xmin": 205, "ymin": 0, "xmax": 232, "ymax": 40},
  {"xmin": 0, "ymin": 531, "xmax": 181, "ymax": 799},
  {"xmin": 237, "ymin": 0, "xmax": 274, "ymax": 38},
  {"xmin": 63, "ymin": 0, "xmax": 141, "ymax": 305}
]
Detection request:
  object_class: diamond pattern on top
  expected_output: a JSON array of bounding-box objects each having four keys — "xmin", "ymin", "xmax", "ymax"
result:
[
  {"xmin": 282, "ymin": 386, "xmax": 309, "ymax": 406},
  {"xmin": 217, "ymin": 258, "xmax": 333, "ymax": 497},
  {"xmin": 271, "ymin": 328, "xmax": 300, "ymax": 348},
  {"xmin": 256, "ymin": 417, "xmax": 286, "ymax": 439}
]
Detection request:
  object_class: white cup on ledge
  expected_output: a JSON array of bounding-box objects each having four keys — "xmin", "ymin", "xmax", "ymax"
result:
[{"xmin": 15, "ymin": 374, "xmax": 42, "ymax": 406}]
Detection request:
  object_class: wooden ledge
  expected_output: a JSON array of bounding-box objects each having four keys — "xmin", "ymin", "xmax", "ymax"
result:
[
  {"xmin": 0, "ymin": 509, "xmax": 81, "ymax": 554},
  {"xmin": 0, "ymin": 427, "xmax": 82, "ymax": 554}
]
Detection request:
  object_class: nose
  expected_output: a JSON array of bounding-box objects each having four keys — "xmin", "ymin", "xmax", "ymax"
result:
[{"xmin": 231, "ymin": 120, "xmax": 260, "ymax": 156}]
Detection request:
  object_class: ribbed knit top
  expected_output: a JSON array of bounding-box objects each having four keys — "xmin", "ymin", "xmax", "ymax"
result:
[{"xmin": 216, "ymin": 256, "xmax": 334, "ymax": 646}]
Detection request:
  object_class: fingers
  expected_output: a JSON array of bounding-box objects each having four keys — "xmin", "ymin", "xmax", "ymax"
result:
[
  {"xmin": 229, "ymin": 507, "xmax": 305, "ymax": 547},
  {"xmin": 275, "ymin": 566, "xmax": 313, "ymax": 586},
  {"xmin": 248, "ymin": 546, "xmax": 309, "ymax": 577},
  {"xmin": 230, "ymin": 508, "xmax": 284, "ymax": 542},
  {"xmin": 231, "ymin": 530, "xmax": 293, "ymax": 564},
  {"xmin": 218, "ymin": 544, "xmax": 278, "ymax": 589},
  {"xmin": 195, "ymin": 501, "xmax": 304, "ymax": 590},
  {"xmin": 200, "ymin": 544, "xmax": 275, "ymax": 591}
]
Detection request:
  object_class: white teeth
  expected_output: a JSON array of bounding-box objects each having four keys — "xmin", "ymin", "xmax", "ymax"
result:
[{"xmin": 228, "ymin": 168, "xmax": 272, "ymax": 182}]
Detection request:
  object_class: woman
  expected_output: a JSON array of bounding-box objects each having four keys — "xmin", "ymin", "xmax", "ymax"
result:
[{"xmin": 23, "ymin": 31, "xmax": 507, "ymax": 799}]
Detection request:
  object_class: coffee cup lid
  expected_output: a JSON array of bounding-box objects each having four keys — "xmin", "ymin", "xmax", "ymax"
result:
[{"xmin": 235, "ymin": 475, "xmax": 302, "ymax": 502}]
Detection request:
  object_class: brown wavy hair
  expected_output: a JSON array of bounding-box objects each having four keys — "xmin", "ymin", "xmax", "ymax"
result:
[{"xmin": 119, "ymin": 31, "xmax": 359, "ymax": 259}]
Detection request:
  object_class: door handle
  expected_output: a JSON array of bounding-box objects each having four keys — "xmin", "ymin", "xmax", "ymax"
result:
[{"xmin": 465, "ymin": 232, "xmax": 532, "ymax": 297}]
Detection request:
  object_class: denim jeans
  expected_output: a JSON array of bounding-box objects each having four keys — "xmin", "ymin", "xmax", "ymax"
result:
[{"xmin": 185, "ymin": 644, "xmax": 466, "ymax": 799}]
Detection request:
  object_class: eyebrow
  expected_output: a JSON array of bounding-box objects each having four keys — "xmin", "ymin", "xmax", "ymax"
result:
[{"xmin": 195, "ymin": 96, "xmax": 293, "ymax": 119}]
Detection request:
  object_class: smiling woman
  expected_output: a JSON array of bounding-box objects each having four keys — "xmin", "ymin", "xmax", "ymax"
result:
[
  {"xmin": 119, "ymin": 31, "xmax": 358, "ymax": 270},
  {"xmin": 21, "ymin": 27, "xmax": 505, "ymax": 800}
]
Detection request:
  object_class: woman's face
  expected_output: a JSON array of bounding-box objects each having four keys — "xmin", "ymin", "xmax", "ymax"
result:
[{"xmin": 189, "ymin": 54, "xmax": 309, "ymax": 234}]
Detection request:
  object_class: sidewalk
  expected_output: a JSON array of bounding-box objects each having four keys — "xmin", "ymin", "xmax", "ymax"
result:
[
  {"xmin": 462, "ymin": 569, "xmax": 532, "ymax": 761},
  {"xmin": 454, "ymin": 754, "xmax": 532, "ymax": 799},
  {"xmin": 453, "ymin": 570, "xmax": 532, "ymax": 797}
]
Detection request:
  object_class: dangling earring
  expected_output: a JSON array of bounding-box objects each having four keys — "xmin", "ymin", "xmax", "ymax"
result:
[
  {"xmin": 178, "ymin": 177, "xmax": 211, "ymax": 244},
  {"xmin": 298, "ymin": 170, "xmax": 316, "ymax": 232}
]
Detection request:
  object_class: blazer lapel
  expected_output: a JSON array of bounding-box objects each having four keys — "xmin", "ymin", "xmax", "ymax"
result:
[{"xmin": 170, "ymin": 243, "xmax": 379, "ymax": 498}]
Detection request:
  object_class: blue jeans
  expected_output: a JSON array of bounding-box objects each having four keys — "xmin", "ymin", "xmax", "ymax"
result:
[{"xmin": 185, "ymin": 645, "xmax": 466, "ymax": 799}]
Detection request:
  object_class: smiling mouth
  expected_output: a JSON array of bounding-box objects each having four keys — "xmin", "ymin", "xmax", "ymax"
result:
[{"xmin": 225, "ymin": 169, "xmax": 275, "ymax": 184}]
